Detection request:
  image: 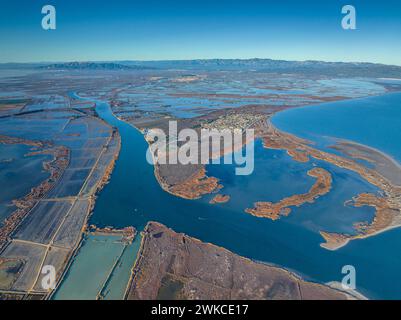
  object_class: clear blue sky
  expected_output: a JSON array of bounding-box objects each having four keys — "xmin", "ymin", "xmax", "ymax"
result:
[{"xmin": 1, "ymin": 0, "xmax": 400, "ymax": 65}]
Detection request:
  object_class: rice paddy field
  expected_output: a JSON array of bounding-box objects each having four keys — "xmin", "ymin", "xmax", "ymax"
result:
[
  {"xmin": 0, "ymin": 72, "xmax": 122, "ymax": 296},
  {"xmin": 53, "ymin": 233, "xmax": 142, "ymax": 300},
  {"xmin": 0, "ymin": 68, "xmax": 399, "ymax": 299}
]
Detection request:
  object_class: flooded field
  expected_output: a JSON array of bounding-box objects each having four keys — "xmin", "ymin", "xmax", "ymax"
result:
[
  {"xmin": 0, "ymin": 68, "xmax": 400, "ymax": 299},
  {"xmin": 0, "ymin": 144, "xmax": 50, "ymax": 225},
  {"xmin": 0, "ymin": 73, "xmax": 121, "ymax": 296},
  {"xmin": 53, "ymin": 232, "xmax": 141, "ymax": 300},
  {"xmin": 112, "ymin": 73, "xmax": 386, "ymax": 119}
]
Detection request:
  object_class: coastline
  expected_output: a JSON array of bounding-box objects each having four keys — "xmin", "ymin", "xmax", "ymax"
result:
[
  {"xmin": 113, "ymin": 111, "xmax": 224, "ymax": 200},
  {"xmin": 82, "ymin": 91, "xmax": 401, "ymax": 300},
  {"xmin": 245, "ymin": 167, "xmax": 332, "ymax": 220},
  {"xmin": 330, "ymin": 139, "xmax": 401, "ymax": 186},
  {"xmin": 110, "ymin": 89, "xmax": 394, "ymax": 202},
  {"xmin": 111, "ymin": 91, "xmax": 401, "ymax": 250},
  {"xmin": 126, "ymin": 221, "xmax": 361, "ymax": 300},
  {"xmin": 112, "ymin": 88, "xmax": 401, "ymax": 250},
  {"xmin": 265, "ymin": 98, "xmax": 401, "ymax": 250}
]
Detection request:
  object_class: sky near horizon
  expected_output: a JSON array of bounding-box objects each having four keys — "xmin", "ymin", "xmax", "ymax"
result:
[{"xmin": 0, "ymin": 0, "xmax": 400, "ymax": 65}]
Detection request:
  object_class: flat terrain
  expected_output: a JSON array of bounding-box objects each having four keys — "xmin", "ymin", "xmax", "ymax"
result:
[
  {"xmin": 127, "ymin": 222, "xmax": 354, "ymax": 300},
  {"xmin": 0, "ymin": 94, "xmax": 121, "ymax": 297},
  {"xmin": 0, "ymin": 66, "xmax": 400, "ymax": 299}
]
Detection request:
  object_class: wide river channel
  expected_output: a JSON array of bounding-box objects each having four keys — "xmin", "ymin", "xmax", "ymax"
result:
[{"xmin": 61, "ymin": 92, "xmax": 401, "ymax": 299}]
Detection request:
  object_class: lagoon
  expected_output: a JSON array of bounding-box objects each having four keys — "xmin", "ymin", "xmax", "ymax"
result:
[{"xmin": 60, "ymin": 93, "xmax": 401, "ymax": 299}]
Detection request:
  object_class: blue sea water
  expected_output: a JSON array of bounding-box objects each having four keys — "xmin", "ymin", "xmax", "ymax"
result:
[
  {"xmin": 272, "ymin": 92, "xmax": 401, "ymax": 162},
  {"xmin": 64, "ymin": 92, "xmax": 401, "ymax": 299}
]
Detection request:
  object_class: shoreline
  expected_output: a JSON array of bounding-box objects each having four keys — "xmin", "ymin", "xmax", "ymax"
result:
[
  {"xmin": 264, "ymin": 111, "xmax": 401, "ymax": 250},
  {"xmin": 110, "ymin": 90, "xmax": 401, "ymax": 202},
  {"xmin": 127, "ymin": 221, "xmax": 362, "ymax": 300},
  {"xmin": 245, "ymin": 167, "xmax": 332, "ymax": 220},
  {"xmin": 111, "ymin": 91, "xmax": 401, "ymax": 250},
  {"xmin": 64, "ymin": 91, "xmax": 398, "ymax": 299},
  {"xmin": 330, "ymin": 139, "xmax": 401, "ymax": 187},
  {"xmin": 113, "ymin": 111, "xmax": 225, "ymax": 200}
]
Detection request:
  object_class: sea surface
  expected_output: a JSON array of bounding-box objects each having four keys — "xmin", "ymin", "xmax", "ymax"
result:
[
  {"xmin": 272, "ymin": 92, "xmax": 401, "ymax": 162},
  {"xmin": 57, "ymin": 92, "xmax": 401, "ymax": 299}
]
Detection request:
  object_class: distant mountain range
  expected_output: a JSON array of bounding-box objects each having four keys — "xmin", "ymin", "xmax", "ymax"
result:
[
  {"xmin": 121, "ymin": 58, "xmax": 401, "ymax": 77},
  {"xmin": 39, "ymin": 61, "xmax": 154, "ymax": 70},
  {"xmin": 1, "ymin": 58, "xmax": 401, "ymax": 78}
]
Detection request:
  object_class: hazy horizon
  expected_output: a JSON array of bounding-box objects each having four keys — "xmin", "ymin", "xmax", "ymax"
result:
[{"xmin": 2, "ymin": 57, "xmax": 401, "ymax": 68}]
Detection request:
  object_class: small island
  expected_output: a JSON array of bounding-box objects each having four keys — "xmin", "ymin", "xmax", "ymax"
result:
[
  {"xmin": 245, "ymin": 168, "xmax": 332, "ymax": 220},
  {"xmin": 260, "ymin": 121, "xmax": 401, "ymax": 249},
  {"xmin": 209, "ymin": 194, "xmax": 230, "ymax": 204}
]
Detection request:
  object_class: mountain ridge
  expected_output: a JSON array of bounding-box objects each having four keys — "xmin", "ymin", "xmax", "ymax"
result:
[
  {"xmin": 2, "ymin": 58, "xmax": 401, "ymax": 78},
  {"xmin": 38, "ymin": 61, "xmax": 154, "ymax": 70}
]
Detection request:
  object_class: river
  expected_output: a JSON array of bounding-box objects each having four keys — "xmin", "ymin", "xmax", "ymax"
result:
[{"xmin": 60, "ymin": 93, "xmax": 401, "ymax": 299}]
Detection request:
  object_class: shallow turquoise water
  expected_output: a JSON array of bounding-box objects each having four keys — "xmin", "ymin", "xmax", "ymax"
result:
[
  {"xmin": 79, "ymin": 92, "xmax": 401, "ymax": 299},
  {"xmin": 53, "ymin": 232, "xmax": 143, "ymax": 300},
  {"xmin": 102, "ymin": 234, "xmax": 142, "ymax": 300},
  {"xmin": 53, "ymin": 234, "xmax": 125, "ymax": 300}
]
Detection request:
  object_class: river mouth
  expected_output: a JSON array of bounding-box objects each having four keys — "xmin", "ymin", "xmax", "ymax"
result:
[{"xmin": 58, "ymin": 93, "xmax": 401, "ymax": 300}]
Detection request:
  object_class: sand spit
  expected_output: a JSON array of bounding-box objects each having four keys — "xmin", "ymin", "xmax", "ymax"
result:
[{"xmin": 260, "ymin": 121, "xmax": 401, "ymax": 250}]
